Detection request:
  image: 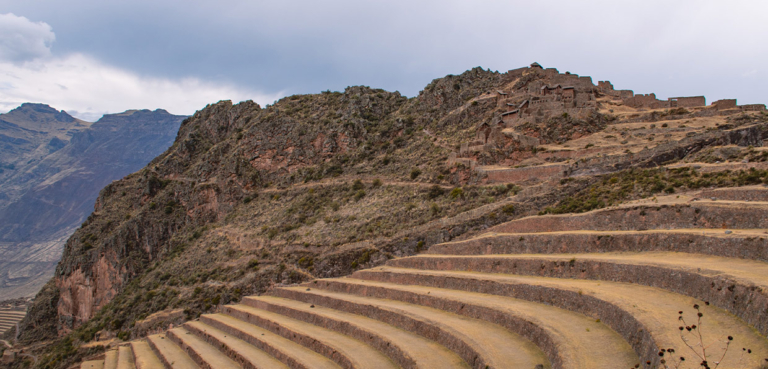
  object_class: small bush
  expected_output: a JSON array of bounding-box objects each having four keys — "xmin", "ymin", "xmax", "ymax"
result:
[
  {"xmin": 267, "ymin": 228, "xmax": 279, "ymax": 239},
  {"xmin": 372, "ymin": 178, "xmax": 383, "ymax": 187},
  {"xmin": 410, "ymin": 168, "xmax": 422, "ymax": 180},
  {"xmin": 416, "ymin": 241, "xmax": 425, "ymax": 252},
  {"xmin": 450, "ymin": 187, "xmax": 464, "ymax": 199},
  {"xmin": 502, "ymin": 204, "xmax": 515, "ymax": 215},
  {"xmin": 352, "ymin": 179, "xmax": 364, "ymax": 190},
  {"xmin": 427, "ymin": 185, "xmax": 444, "ymax": 199},
  {"xmin": 354, "ymin": 190, "xmax": 366, "ymax": 201},
  {"xmin": 430, "ymin": 203, "xmax": 441, "ymax": 216}
]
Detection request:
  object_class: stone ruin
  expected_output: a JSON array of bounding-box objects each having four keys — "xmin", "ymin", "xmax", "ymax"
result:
[
  {"xmin": 452, "ymin": 63, "xmax": 603, "ymax": 166},
  {"xmin": 598, "ymin": 79, "xmax": 764, "ymax": 112},
  {"xmin": 450, "ymin": 62, "xmax": 767, "ymax": 180}
]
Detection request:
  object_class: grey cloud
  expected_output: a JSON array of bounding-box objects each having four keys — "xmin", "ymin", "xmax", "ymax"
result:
[
  {"xmin": 0, "ymin": 0, "xmax": 766, "ymax": 108},
  {"xmin": 0, "ymin": 13, "xmax": 55, "ymax": 63}
]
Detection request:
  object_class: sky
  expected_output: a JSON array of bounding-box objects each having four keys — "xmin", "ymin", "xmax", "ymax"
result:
[{"xmin": 0, "ymin": 0, "xmax": 765, "ymax": 121}]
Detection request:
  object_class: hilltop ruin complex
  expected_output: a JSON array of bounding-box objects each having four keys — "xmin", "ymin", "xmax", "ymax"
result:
[{"xmin": 452, "ymin": 62, "xmax": 766, "ymax": 184}]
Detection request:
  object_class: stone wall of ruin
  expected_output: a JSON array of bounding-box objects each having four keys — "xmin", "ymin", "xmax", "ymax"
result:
[
  {"xmin": 623, "ymin": 93, "xmax": 669, "ymax": 109},
  {"xmin": 669, "ymin": 96, "xmax": 705, "ymax": 108},
  {"xmin": 480, "ymin": 164, "xmax": 568, "ymax": 183},
  {"xmin": 742, "ymin": 104, "xmax": 767, "ymax": 112},
  {"xmin": 712, "ymin": 99, "xmax": 737, "ymax": 110}
]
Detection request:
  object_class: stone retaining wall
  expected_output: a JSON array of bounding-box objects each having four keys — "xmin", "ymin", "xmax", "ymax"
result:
[
  {"xmin": 388, "ymin": 256, "xmax": 768, "ymax": 338},
  {"xmin": 428, "ymin": 232, "xmax": 768, "ymax": 262},
  {"xmin": 181, "ymin": 323, "xmax": 256, "ymax": 369},
  {"xmin": 344, "ymin": 272, "xmax": 659, "ymax": 368},
  {"xmin": 273, "ymin": 288, "xmax": 490, "ymax": 369},
  {"xmin": 486, "ymin": 203, "xmax": 768, "ymax": 233},
  {"xmin": 698, "ymin": 186, "xmax": 768, "ymax": 202},
  {"xmin": 479, "ymin": 164, "xmax": 567, "ymax": 183},
  {"xmin": 198, "ymin": 315, "xmax": 309, "ymax": 369},
  {"xmin": 222, "ymin": 305, "xmax": 355, "ymax": 369},
  {"xmin": 244, "ymin": 296, "xmax": 417, "ymax": 369}
]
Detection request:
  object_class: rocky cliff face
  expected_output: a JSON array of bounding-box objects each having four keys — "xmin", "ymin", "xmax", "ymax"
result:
[
  {"xmin": 0, "ymin": 107, "xmax": 185, "ymax": 300},
  {"xmin": 51, "ymin": 89, "xmax": 416, "ymax": 334}
]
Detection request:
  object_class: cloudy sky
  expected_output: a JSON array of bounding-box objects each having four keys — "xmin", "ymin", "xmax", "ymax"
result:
[{"xmin": 0, "ymin": 0, "xmax": 765, "ymax": 121}]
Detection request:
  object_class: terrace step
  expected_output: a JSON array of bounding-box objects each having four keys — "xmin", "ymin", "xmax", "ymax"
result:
[
  {"xmin": 348, "ymin": 268, "xmax": 768, "ymax": 368},
  {"xmin": 0, "ymin": 311, "xmax": 25, "ymax": 320},
  {"xmin": 698, "ymin": 185, "xmax": 768, "ymax": 202},
  {"xmin": 487, "ymin": 201, "xmax": 768, "ymax": 234},
  {"xmin": 0, "ymin": 311, "xmax": 25, "ymax": 316},
  {"xmin": 199, "ymin": 313, "xmax": 340, "ymax": 369},
  {"xmin": 389, "ymin": 252, "xmax": 768, "ymax": 335},
  {"xmin": 146, "ymin": 333, "xmax": 199, "ymax": 368},
  {"xmin": 243, "ymin": 295, "xmax": 468, "ymax": 369},
  {"xmin": 183, "ymin": 320, "xmax": 288, "ymax": 369},
  {"xmin": 270, "ymin": 285, "xmax": 561, "ymax": 369},
  {"xmin": 222, "ymin": 304, "xmax": 398, "ymax": 369},
  {"xmin": 429, "ymin": 229, "xmax": 768, "ymax": 261},
  {"xmin": 104, "ymin": 349, "xmax": 118, "ymax": 369},
  {"xmin": 130, "ymin": 340, "xmax": 165, "ymax": 369},
  {"xmin": 81, "ymin": 360, "xmax": 104, "ymax": 369},
  {"xmin": 116, "ymin": 345, "xmax": 135, "ymax": 369},
  {"xmin": 166, "ymin": 326, "xmax": 242, "ymax": 368}
]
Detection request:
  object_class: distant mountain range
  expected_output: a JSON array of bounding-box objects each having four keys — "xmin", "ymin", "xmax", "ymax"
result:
[{"xmin": 0, "ymin": 103, "xmax": 185, "ymax": 299}]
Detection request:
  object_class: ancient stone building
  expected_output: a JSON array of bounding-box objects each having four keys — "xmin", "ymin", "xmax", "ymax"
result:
[
  {"xmin": 741, "ymin": 104, "xmax": 767, "ymax": 112},
  {"xmin": 597, "ymin": 81, "xmax": 634, "ymax": 99},
  {"xmin": 668, "ymin": 96, "xmax": 705, "ymax": 108},
  {"xmin": 623, "ymin": 93, "xmax": 670, "ymax": 109},
  {"xmin": 712, "ymin": 99, "xmax": 737, "ymax": 110},
  {"xmin": 501, "ymin": 100, "xmax": 529, "ymax": 126}
]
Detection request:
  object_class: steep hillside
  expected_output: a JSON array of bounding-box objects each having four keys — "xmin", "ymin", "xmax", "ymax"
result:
[
  {"xmin": 0, "ymin": 108, "xmax": 185, "ymax": 300},
  {"xmin": 0, "ymin": 104, "xmax": 92, "ymax": 205},
  {"xmin": 9, "ymin": 64, "xmax": 768, "ymax": 368}
]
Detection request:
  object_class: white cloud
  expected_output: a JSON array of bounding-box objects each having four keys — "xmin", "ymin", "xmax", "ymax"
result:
[
  {"xmin": 0, "ymin": 53, "xmax": 283, "ymax": 121},
  {"xmin": 0, "ymin": 13, "xmax": 55, "ymax": 63}
]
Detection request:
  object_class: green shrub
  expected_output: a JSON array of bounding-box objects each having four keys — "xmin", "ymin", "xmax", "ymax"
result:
[
  {"xmin": 267, "ymin": 228, "xmax": 279, "ymax": 239},
  {"xmin": 410, "ymin": 168, "xmax": 422, "ymax": 180},
  {"xmin": 352, "ymin": 179, "xmax": 364, "ymax": 190},
  {"xmin": 450, "ymin": 187, "xmax": 464, "ymax": 199},
  {"xmin": 430, "ymin": 203, "xmax": 441, "ymax": 216},
  {"xmin": 427, "ymin": 185, "xmax": 444, "ymax": 199}
]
